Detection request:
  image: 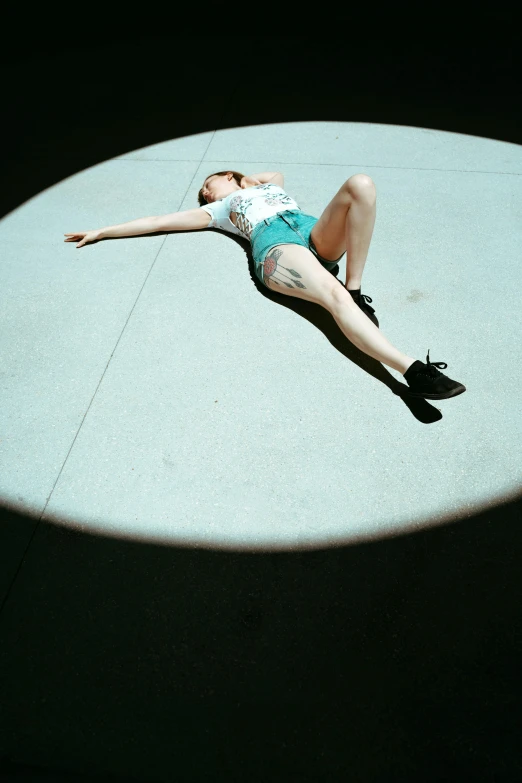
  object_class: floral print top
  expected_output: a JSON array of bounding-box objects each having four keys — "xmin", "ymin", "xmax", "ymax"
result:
[{"xmin": 200, "ymin": 183, "xmax": 301, "ymax": 240}]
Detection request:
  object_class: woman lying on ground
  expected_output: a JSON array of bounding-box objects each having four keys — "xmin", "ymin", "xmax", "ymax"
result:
[{"xmin": 65, "ymin": 170, "xmax": 466, "ymax": 401}]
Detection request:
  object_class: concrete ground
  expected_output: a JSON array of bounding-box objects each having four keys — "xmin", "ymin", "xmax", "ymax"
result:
[
  {"xmin": 1, "ymin": 122, "xmax": 521, "ymax": 553},
  {"xmin": 1, "ymin": 121, "xmax": 521, "ymax": 781}
]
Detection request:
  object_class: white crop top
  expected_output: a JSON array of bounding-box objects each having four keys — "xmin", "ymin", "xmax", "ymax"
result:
[{"xmin": 200, "ymin": 183, "xmax": 301, "ymax": 241}]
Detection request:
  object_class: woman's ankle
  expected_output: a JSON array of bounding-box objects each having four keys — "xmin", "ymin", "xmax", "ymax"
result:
[{"xmin": 401, "ymin": 357, "xmax": 417, "ymax": 375}]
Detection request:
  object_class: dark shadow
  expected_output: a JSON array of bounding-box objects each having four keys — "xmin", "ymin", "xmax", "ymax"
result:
[
  {"xmin": 1, "ymin": 30, "xmax": 521, "ymax": 783},
  {"xmin": 2, "ymin": 36, "xmax": 521, "ymax": 222},
  {"xmin": 0, "ymin": 489, "xmax": 521, "ymax": 781}
]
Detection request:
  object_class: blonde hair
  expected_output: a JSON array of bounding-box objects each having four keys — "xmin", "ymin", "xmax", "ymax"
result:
[{"xmin": 197, "ymin": 170, "xmax": 245, "ymax": 206}]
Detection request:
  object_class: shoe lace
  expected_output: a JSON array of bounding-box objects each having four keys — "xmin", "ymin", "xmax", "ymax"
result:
[
  {"xmin": 360, "ymin": 293, "xmax": 375, "ymax": 313},
  {"xmin": 425, "ymin": 349, "xmax": 448, "ymax": 375}
]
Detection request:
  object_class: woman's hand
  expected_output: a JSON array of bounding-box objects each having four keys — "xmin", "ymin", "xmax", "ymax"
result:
[
  {"xmin": 64, "ymin": 229, "xmax": 102, "ymax": 248},
  {"xmin": 240, "ymin": 175, "xmax": 262, "ymax": 190}
]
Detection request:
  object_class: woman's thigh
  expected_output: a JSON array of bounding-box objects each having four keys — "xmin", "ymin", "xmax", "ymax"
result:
[{"xmin": 261, "ymin": 243, "xmax": 350, "ymax": 309}]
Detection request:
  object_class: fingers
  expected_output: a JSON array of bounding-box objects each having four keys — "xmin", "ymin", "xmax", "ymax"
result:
[{"xmin": 64, "ymin": 232, "xmax": 84, "ymax": 248}]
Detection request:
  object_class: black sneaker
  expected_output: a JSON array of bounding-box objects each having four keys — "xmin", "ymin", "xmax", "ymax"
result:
[
  {"xmin": 348, "ymin": 288, "xmax": 379, "ymax": 328},
  {"xmin": 403, "ymin": 350, "xmax": 466, "ymax": 400}
]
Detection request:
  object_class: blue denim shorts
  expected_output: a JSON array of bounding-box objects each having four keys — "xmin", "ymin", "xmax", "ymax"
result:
[{"xmin": 250, "ymin": 210, "xmax": 345, "ymax": 288}]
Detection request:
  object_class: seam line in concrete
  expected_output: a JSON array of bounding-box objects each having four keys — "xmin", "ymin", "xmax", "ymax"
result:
[
  {"xmin": 0, "ymin": 130, "xmax": 226, "ymax": 617},
  {"xmin": 0, "ymin": 236, "xmax": 175, "ymax": 617},
  {"xmin": 106, "ymin": 159, "xmax": 522, "ymax": 176}
]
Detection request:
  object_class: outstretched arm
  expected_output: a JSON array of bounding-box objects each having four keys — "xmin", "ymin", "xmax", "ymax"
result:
[
  {"xmin": 65, "ymin": 208, "xmax": 211, "ymax": 248},
  {"xmin": 154, "ymin": 208, "xmax": 212, "ymax": 233},
  {"xmin": 100, "ymin": 207, "xmax": 211, "ymax": 237}
]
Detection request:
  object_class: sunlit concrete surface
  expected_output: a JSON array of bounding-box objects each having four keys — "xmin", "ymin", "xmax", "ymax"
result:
[{"xmin": 1, "ymin": 122, "xmax": 521, "ymax": 551}]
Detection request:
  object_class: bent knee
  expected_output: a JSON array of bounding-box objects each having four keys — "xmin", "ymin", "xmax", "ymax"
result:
[
  {"xmin": 344, "ymin": 174, "xmax": 376, "ymax": 201},
  {"xmin": 330, "ymin": 279, "xmax": 355, "ymax": 310}
]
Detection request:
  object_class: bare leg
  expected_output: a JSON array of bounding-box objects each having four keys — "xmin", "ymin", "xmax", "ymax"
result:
[
  {"xmin": 263, "ymin": 245, "xmax": 416, "ymax": 375},
  {"xmin": 331, "ymin": 295, "xmax": 415, "ymax": 374},
  {"xmin": 343, "ymin": 180, "xmax": 376, "ymax": 290},
  {"xmin": 309, "ymin": 174, "xmax": 377, "ymax": 290}
]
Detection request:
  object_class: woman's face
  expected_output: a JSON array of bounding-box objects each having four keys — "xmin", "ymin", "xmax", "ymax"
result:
[{"xmin": 201, "ymin": 173, "xmax": 240, "ymax": 203}]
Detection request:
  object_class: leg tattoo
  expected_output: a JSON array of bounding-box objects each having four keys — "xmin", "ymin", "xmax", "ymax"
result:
[{"xmin": 263, "ymin": 248, "xmax": 307, "ymax": 289}]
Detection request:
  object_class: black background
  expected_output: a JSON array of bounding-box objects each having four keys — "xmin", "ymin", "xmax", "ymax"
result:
[{"xmin": 1, "ymin": 21, "xmax": 521, "ymax": 783}]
